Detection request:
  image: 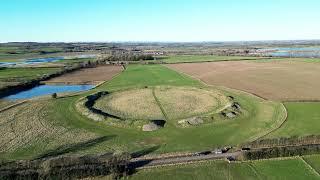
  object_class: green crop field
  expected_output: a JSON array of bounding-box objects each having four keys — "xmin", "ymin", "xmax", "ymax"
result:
[
  {"xmin": 250, "ymin": 158, "xmax": 319, "ymax": 179},
  {"xmin": 0, "ymin": 46, "xmax": 64, "ymax": 61},
  {"xmin": 127, "ymin": 160, "xmax": 244, "ymax": 180},
  {"xmin": 0, "ymin": 67, "xmax": 62, "ymax": 89},
  {"xmin": 98, "ymin": 64, "xmax": 201, "ymax": 91},
  {"xmin": 302, "ymin": 155, "xmax": 320, "ymax": 174},
  {"xmin": 267, "ymin": 102, "xmax": 320, "ymax": 138},
  {"xmin": 160, "ymin": 55, "xmax": 262, "ymax": 63},
  {"xmin": 0, "ymin": 64, "xmax": 286, "ymax": 161},
  {"xmin": 125, "ymin": 157, "xmax": 319, "ymax": 180},
  {"xmin": 0, "ymin": 67, "xmax": 61, "ymax": 81}
]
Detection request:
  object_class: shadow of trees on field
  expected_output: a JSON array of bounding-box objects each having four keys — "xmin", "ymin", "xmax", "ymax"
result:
[
  {"xmin": 34, "ymin": 138, "xmax": 161, "ymax": 177},
  {"xmin": 36, "ymin": 135, "xmax": 116, "ymax": 159},
  {"xmin": 127, "ymin": 145, "xmax": 161, "ymax": 176},
  {"xmin": 0, "ymin": 138, "xmax": 162, "ymax": 178}
]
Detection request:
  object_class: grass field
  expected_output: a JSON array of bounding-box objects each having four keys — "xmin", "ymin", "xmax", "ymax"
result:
[
  {"xmin": 168, "ymin": 60, "xmax": 320, "ymax": 101},
  {"xmin": 303, "ymin": 155, "xmax": 320, "ymax": 174},
  {"xmin": 126, "ymin": 157, "xmax": 319, "ymax": 180},
  {"xmin": 98, "ymin": 65, "xmax": 201, "ymax": 91},
  {"xmin": 160, "ymin": 55, "xmax": 263, "ymax": 63},
  {"xmin": 0, "ymin": 67, "xmax": 62, "ymax": 89},
  {"xmin": 0, "ymin": 100, "xmax": 97, "ymax": 160},
  {"xmin": 267, "ymin": 102, "xmax": 320, "ymax": 138},
  {"xmin": 0, "ymin": 45, "xmax": 73, "ymax": 62},
  {"xmin": 0, "ymin": 67, "xmax": 61, "ymax": 81},
  {"xmin": 250, "ymin": 158, "xmax": 319, "ymax": 179},
  {"xmin": 0, "ymin": 64, "xmax": 286, "ymax": 161}
]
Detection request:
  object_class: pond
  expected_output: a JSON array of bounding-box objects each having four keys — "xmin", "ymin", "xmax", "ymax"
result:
[
  {"xmin": 0, "ymin": 54, "xmax": 97, "ymax": 67},
  {"xmin": 25, "ymin": 57, "xmax": 64, "ymax": 64},
  {"xmin": 0, "ymin": 57, "xmax": 64, "ymax": 67},
  {"xmin": 4, "ymin": 84, "xmax": 94, "ymax": 100}
]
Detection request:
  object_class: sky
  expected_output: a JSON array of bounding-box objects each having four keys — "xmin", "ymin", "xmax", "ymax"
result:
[{"xmin": 1, "ymin": 0, "xmax": 320, "ymax": 42}]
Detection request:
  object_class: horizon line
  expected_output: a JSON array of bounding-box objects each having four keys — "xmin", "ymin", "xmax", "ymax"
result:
[{"xmin": 1, "ymin": 39, "xmax": 320, "ymax": 44}]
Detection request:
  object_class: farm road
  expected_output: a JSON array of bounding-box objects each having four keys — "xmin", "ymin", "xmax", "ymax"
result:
[{"xmin": 130, "ymin": 151, "xmax": 241, "ymax": 169}]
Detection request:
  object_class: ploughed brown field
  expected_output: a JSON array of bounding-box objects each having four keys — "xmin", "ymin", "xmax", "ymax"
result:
[
  {"xmin": 167, "ymin": 60, "xmax": 320, "ymax": 101},
  {"xmin": 45, "ymin": 65, "xmax": 123, "ymax": 84}
]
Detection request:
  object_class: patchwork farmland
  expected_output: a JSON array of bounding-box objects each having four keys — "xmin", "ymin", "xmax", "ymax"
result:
[
  {"xmin": 1, "ymin": 49, "xmax": 320, "ymax": 179},
  {"xmin": 2, "ymin": 0, "xmax": 320, "ymax": 178}
]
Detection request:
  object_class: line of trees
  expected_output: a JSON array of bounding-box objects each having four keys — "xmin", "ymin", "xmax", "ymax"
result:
[
  {"xmin": 0, "ymin": 153, "xmax": 130, "ymax": 179},
  {"xmin": 106, "ymin": 52, "xmax": 154, "ymax": 62},
  {"xmin": 242, "ymin": 135, "xmax": 320, "ymax": 149},
  {"xmin": 243, "ymin": 144, "xmax": 320, "ymax": 160}
]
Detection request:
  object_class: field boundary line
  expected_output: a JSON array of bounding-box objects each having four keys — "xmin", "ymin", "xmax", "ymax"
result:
[
  {"xmin": 152, "ymin": 88, "xmax": 169, "ymax": 121},
  {"xmin": 251, "ymin": 103, "xmax": 288, "ymax": 141},
  {"xmin": 136, "ymin": 159, "xmax": 212, "ymax": 169},
  {"xmin": 93, "ymin": 81, "xmax": 106, "ymax": 89},
  {"xmin": 162, "ymin": 64, "xmax": 207, "ymax": 86},
  {"xmin": 0, "ymin": 100, "xmax": 28, "ymax": 113},
  {"xmin": 135, "ymin": 158, "xmax": 228, "ymax": 170},
  {"xmin": 92, "ymin": 65, "xmax": 125, "ymax": 90},
  {"xmin": 283, "ymin": 100, "xmax": 320, "ymax": 103},
  {"xmin": 299, "ymin": 156, "xmax": 320, "ymax": 177},
  {"xmin": 242, "ymin": 156, "xmax": 305, "ymax": 163}
]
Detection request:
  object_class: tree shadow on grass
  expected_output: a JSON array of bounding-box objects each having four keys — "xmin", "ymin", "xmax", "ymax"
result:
[
  {"xmin": 127, "ymin": 145, "xmax": 161, "ymax": 176},
  {"xmin": 36, "ymin": 135, "xmax": 116, "ymax": 160}
]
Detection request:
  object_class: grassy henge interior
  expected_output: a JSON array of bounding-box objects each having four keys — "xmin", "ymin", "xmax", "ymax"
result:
[
  {"xmin": 93, "ymin": 86, "xmax": 230, "ymax": 122},
  {"xmin": 0, "ymin": 64, "xmax": 286, "ymax": 161}
]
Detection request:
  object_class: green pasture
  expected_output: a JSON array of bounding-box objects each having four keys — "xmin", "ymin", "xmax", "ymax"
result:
[
  {"xmin": 267, "ymin": 102, "xmax": 320, "ymax": 138},
  {"xmin": 126, "ymin": 157, "xmax": 319, "ymax": 180}
]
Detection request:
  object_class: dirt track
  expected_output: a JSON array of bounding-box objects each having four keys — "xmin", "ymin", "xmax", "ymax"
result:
[
  {"xmin": 45, "ymin": 65, "xmax": 122, "ymax": 85},
  {"xmin": 130, "ymin": 151, "xmax": 241, "ymax": 169},
  {"xmin": 168, "ymin": 61, "xmax": 320, "ymax": 101}
]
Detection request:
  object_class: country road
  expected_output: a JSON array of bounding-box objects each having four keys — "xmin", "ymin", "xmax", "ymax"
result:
[{"xmin": 129, "ymin": 151, "xmax": 242, "ymax": 169}]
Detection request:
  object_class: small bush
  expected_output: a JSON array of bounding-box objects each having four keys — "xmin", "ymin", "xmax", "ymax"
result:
[{"xmin": 51, "ymin": 93, "xmax": 57, "ymax": 98}]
